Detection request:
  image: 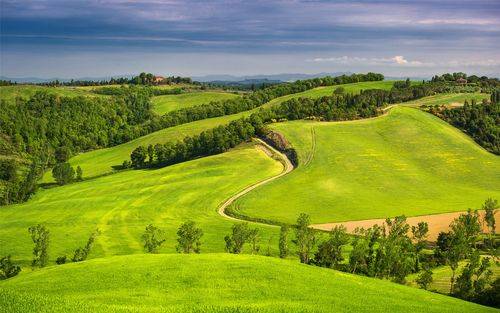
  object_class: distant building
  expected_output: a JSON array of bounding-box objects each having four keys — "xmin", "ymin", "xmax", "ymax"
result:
[
  {"xmin": 154, "ymin": 76, "xmax": 165, "ymax": 84},
  {"xmin": 456, "ymin": 77, "xmax": 467, "ymax": 84}
]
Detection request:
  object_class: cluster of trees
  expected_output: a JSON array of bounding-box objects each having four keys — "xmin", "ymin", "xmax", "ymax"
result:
[
  {"xmin": 224, "ymin": 223, "xmax": 261, "ymax": 254},
  {"xmin": 92, "ymin": 85, "xmax": 184, "ymax": 97},
  {"xmin": 427, "ymin": 100, "xmax": 499, "ymax": 155},
  {"xmin": 141, "ymin": 221, "xmax": 203, "ymax": 254},
  {"xmin": 36, "ymin": 73, "xmax": 193, "ymax": 87},
  {"xmin": 431, "ymin": 73, "xmax": 500, "ymax": 92},
  {"xmin": 129, "ymin": 82, "xmax": 442, "ymax": 170}
]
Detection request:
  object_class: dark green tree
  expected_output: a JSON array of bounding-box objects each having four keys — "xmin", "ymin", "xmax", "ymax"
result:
[
  {"xmin": 483, "ymin": 198, "xmax": 498, "ymax": 249},
  {"xmin": 142, "ymin": 224, "xmax": 166, "ymax": 253},
  {"xmin": 176, "ymin": 221, "xmax": 203, "ymax": 254},
  {"xmin": 76, "ymin": 165, "xmax": 83, "ymax": 181},
  {"xmin": 0, "ymin": 256, "xmax": 21, "ymax": 280},
  {"xmin": 416, "ymin": 266, "xmax": 433, "ymax": 290},
  {"xmin": 294, "ymin": 213, "xmax": 316, "ymax": 264},
  {"xmin": 224, "ymin": 223, "xmax": 250, "ymax": 254},
  {"xmin": 279, "ymin": 225, "xmax": 289, "ymax": 258},
  {"xmin": 52, "ymin": 162, "xmax": 75, "ymax": 185},
  {"xmin": 314, "ymin": 225, "xmax": 349, "ymax": 268},
  {"xmin": 72, "ymin": 229, "xmax": 100, "ymax": 262},
  {"xmin": 411, "ymin": 221, "xmax": 429, "ymax": 271},
  {"xmin": 55, "ymin": 146, "xmax": 71, "ymax": 163},
  {"xmin": 131, "ymin": 146, "xmax": 148, "ymax": 168}
]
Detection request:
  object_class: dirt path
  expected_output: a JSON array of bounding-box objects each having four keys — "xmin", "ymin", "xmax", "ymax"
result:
[
  {"xmin": 312, "ymin": 210, "xmax": 500, "ymax": 241},
  {"xmin": 217, "ymin": 139, "xmax": 294, "ymax": 223}
]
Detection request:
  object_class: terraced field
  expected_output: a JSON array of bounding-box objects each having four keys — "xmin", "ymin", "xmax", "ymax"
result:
[
  {"xmin": 43, "ymin": 81, "xmax": 397, "ymax": 182},
  {"xmin": 234, "ymin": 106, "xmax": 500, "ymax": 224},
  {"xmin": 1, "ymin": 254, "xmax": 494, "ymax": 313},
  {"xmin": 151, "ymin": 91, "xmax": 240, "ymax": 115},
  {"xmin": 2, "ymin": 144, "xmax": 283, "ymax": 266}
]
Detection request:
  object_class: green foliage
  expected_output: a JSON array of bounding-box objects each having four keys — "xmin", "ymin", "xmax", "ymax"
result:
[
  {"xmin": 152, "ymin": 91, "xmax": 240, "ymax": 115},
  {"xmin": 483, "ymin": 198, "xmax": 498, "ymax": 245},
  {"xmin": 55, "ymin": 146, "xmax": 71, "ymax": 163},
  {"xmin": 278, "ymin": 225, "xmax": 289, "ymax": 258},
  {"xmin": 75, "ymin": 165, "xmax": 83, "ymax": 181},
  {"xmin": 416, "ymin": 266, "xmax": 433, "ymax": 290},
  {"xmin": 224, "ymin": 223, "xmax": 250, "ymax": 254},
  {"xmin": 142, "ymin": 224, "xmax": 166, "ymax": 254},
  {"xmin": 52, "ymin": 162, "xmax": 75, "ymax": 185},
  {"xmin": 0, "ymin": 255, "xmax": 21, "ymax": 280},
  {"xmin": 28, "ymin": 224, "xmax": 50, "ymax": 268},
  {"xmin": 453, "ymin": 251, "xmax": 492, "ymax": 301},
  {"xmin": 56, "ymin": 256, "xmax": 67, "ymax": 265},
  {"xmin": 314, "ymin": 225, "xmax": 349, "ymax": 269},
  {"xmin": 176, "ymin": 221, "xmax": 203, "ymax": 254},
  {"xmin": 412, "ymin": 222, "xmax": 429, "ymax": 271},
  {"xmin": 294, "ymin": 213, "xmax": 316, "ymax": 264},
  {"xmin": 72, "ymin": 229, "xmax": 100, "ymax": 262},
  {"xmin": 130, "ymin": 146, "xmax": 148, "ymax": 168}
]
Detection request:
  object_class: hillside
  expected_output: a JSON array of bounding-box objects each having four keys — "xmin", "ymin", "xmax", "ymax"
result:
[
  {"xmin": 234, "ymin": 106, "xmax": 500, "ymax": 224},
  {"xmin": 401, "ymin": 92, "xmax": 489, "ymax": 107},
  {"xmin": 1, "ymin": 253, "xmax": 494, "ymax": 313},
  {"xmin": 151, "ymin": 91, "xmax": 240, "ymax": 115},
  {"xmin": 42, "ymin": 81, "xmax": 397, "ymax": 182},
  {"xmin": 0, "ymin": 85, "xmax": 104, "ymax": 103},
  {"xmin": 1, "ymin": 144, "xmax": 283, "ymax": 265}
]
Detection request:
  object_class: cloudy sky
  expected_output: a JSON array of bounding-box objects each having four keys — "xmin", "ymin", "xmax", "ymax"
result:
[{"xmin": 1, "ymin": 0, "xmax": 499, "ymax": 78}]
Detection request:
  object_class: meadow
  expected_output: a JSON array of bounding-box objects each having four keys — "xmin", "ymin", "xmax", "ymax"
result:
[
  {"xmin": 42, "ymin": 80, "xmax": 397, "ymax": 181},
  {"xmin": 2, "ymin": 144, "xmax": 283, "ymax": 267},
  {"xmin": 234, "ymin": 106, "xmax": 500, "ymax": 224},
  {"xmin": 0, "ymin": 85, "xmax": 103, "ymax": 103},
  {"xmin": 151, "ymin": 91, "xmax": 240, "ymax": 115},
  {"xmin": 1, "ymin": 253, "xmax": 494, "ymax": 313},
  {"xmin": 401, "ymin": 92, "xmax": 490, "ymax": 107}
]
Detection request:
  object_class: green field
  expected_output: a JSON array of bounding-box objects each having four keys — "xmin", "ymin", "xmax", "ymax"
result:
[
  {"xmin": 1, "ymin": 253, "xmax": 493, "ymax": 313},
  {"xmin": 401, "ymin": 92, "xmax": 490, "ymax": 107},
  {"xmin": 42, "ymin": 81, "xmax": 397, "ymax": 182},
  {"xmin": 234, "ymin": 106, "xmax": 500, "ymax": 224},
  {"xmin": 2, "ymin": 144, "xmax": 283, "ymax": 266},
  {"xmin": 151, "ymin": 91, "xmax": 240, "ymax": 115},
  {"xmin": 0, "ymin": 85, "xmax": 102, "ymax": 103}
]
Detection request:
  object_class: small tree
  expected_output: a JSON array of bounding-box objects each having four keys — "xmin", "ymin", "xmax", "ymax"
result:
[
  {"xmin": 147, "ymin": 144, "xmax": 155, "ymax": 164},
  {"xmin": 56, "ymin": 256, "xmax": 67, "ymax": 265},
  {"xmin": 72, "ymin": 229, "xmax": 100, "ymax": 262},
  {"xmin": 483, "ymin": 198, "xmax": 498, "ymax": 249},
  {"xmin": 142, "ymin": 224, "xmax": 166, "ymax": 253},
  {"xmin": 453, "ymin": 251, "xmax": 492, "ymax": 300},
  {"xmin": 176, "ymin": 221, "xmax": 203, "ymax": 254},
  {"xmin": 0, "ymin": 256, "xmax": 21, "ymax": 279},
  {"xmin": 28, "ymin": 224, "xmax": 50, "ymax": 268},
  {"xmin": 52, "ymin": 162, "xmax": 75, "ymax": 185},
  {"xmin": 314, "ymin": 225, "xmax": 349, "ymax": 269},
  {"xmin": 279, "ymin": 225, "xmax": 289, "ymax": 258},
  {"xmin": 294, "ymin": 213, "xmax": 316, "ymax": 264},
  {"xmin": 55, "ymin": 146, "xmax": 71, "ymax": 163},
  {"xmin": 247, "ymin": 228, "xmax": 260, "ymax": 254},
  {"xmin": 224, "ymin": 223, "xmax": 250, "ymax": 254},
  {"xmin": 411, "ymin": 221, "xmax": 429, "ymax": 271},
  {"xmin": 416, "ymin": 266, "xmax": 433, "ymax": 290},
  {"xmin": 75, "ymin": 166, "xmax": 83, "ymax": 181},
  {"xmin": 131, "ymin": 146, "xmax": 148, "ymax": 168}
]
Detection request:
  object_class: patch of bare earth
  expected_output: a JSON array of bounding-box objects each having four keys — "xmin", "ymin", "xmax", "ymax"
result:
[{"xmin": 312, "ymin": 210, "xmax": 499, "ymax": 241}]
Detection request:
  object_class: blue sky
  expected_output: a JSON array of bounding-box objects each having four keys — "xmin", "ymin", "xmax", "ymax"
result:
[{"xmin": 1, "ymin": 0, "xmax": 499, "ymax": 78}]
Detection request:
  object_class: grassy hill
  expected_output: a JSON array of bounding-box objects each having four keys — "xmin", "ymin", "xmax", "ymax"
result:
[
  {"xmin": 2, "ymin": 144, "xmax": 283, "ymax": 266},
  {"xmin": 0, "ymin": 85, "xmax": 104, "ymax": 103},
  {"xmin": 234, "ymin": 106, "xmax": 500, "ymax": 224},
  {"xmin": 401, "ymin": 92, "xmax": 489, "ymax": 107},
  {"xmin": 42, "ymin": 81, "xmax": 397, "ymax": 182},
  {"xmin": 151, "ymin": 91, "xmax": 240, "ymax": 115},
  {"xmin": 1, "ymin": 253, "xmax": 494, "ymax": 313}
]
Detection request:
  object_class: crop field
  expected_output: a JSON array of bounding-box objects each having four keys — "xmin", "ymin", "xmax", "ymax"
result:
[
  {"xmin": 0, "ymin": 85, "xmax": 103, "ymax": 103},
  {"xmin": 41, "ymin": 81, "xmax": 397, "ymax": 182},
  {"xmin": 234, "ymin": 106, "xmax": 500, "ymax": 224},
  {"xmin": 1, "ymin": 253, "xmax": 494, "ymax": 313},
  {"xmin": 151, "ymin": 91, "xmax": 240, "ymax": 115},
  {"xmin": 401, "ymin": 92, "xmax": 490, "ymax": 107},
  {"xmin": 2, "ymin": 144, "xmax": 283, "ymax": 266}
]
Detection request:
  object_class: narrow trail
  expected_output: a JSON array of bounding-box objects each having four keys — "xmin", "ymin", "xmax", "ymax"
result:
[
  {"xmin": 216, "ymin": 138, "xmax": 294, "ymax": 224},
  {"xmin": 303, "ymin": 126, "xmax": 316, "ymax": 167}
]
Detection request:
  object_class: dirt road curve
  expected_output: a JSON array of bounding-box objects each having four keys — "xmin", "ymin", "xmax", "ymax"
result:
[
  {"xmin": 312, "ymin": 210, "xmax": 500, "ymax": 241},
  {"xmin": 217, "ymin": 139, "xmax": 294, "ymax": 223}
]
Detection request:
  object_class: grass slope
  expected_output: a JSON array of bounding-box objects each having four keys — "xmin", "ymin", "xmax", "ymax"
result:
[
  {"xmin": 42, "ymin": 81, "xmax": 396, "ymax": 181},
  {"xmin": 151, "ymin": 91, "xmax": 240, "ymax": 115},
  {"xmin": 2, "ymin": 144, "xmax": 283, "ymax": 266},
  {"xmin": 1, "ymin": 253, "xmax": 494, "ymax": 313},
  {"xmin": 0, "ymin": 85, "xmax": 102, "ymax": 103},
  {"xmin": 401, "ymin": 92, "xmax": 489, "ymax": 107},
  {"xmin": 234, "ymin": 106, "xmax": 500, "ymax": 224}
]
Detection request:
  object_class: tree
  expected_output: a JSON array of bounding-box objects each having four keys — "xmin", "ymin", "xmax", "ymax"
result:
[
  {"xmin": 76, "ymin": 165, "xmax": 83, "ymax": 181},
  {"xmin": 0, "ymin": 159, "xmax": 17, "ymax": 181},
  {"xmin": 411, "ymin": 221, "xmax": 429, "ymax": 271},
  {"xmin": 314, "ymin": 225, "xmax": 349, "ymax": 268},
  {"xmin": 131, "ymin": 146, "xmax": 148, "ymax": 168},
  {"xmin": 416, "ymin": 266, "xmax": 433, "ymax": 290},
  {"xmin": 453, "ymin": 251, "xmax": 492, "ymax": 300},
  {"xmin": 247, "ymin": 228, "xmax": 260, "ymax": 254},
  {"xmin": 451, "ymin": 209, "xmax": 481, "ymax": 253},
  {"xmin": 483, "ymin": 198, "xmax": 498, "ymax": 249},
  {"xmin": 56, "ymin": 256, "xmax": 67, "ymax": 265},
  {"xmin": 55, "ymin": 146, "xmax": 71, "ymax": 163},
  {"xmin": 333, "ymin": 87, "xmax": 345, "ymax": 94},
  {"xmin": 224, "ymin": 223, "xmax": 250, "ymax": 254},
  {"xmin": 294, "ymin": 213, "xmax": 316, "ymax": 264},
  {"xmin": 72, "ymin": 229, "xmax": 100, "ymax": 262},
  {"xmin": 147, "ymin": 144, "xmax": 155, "ymax": 164},
  {"xmin": 279, "ymin": 225, "xmax": 289, "ymax": 258},
  {"xmin": 0, "ymin": 256, "xmax": 21, "ymax": 280},
  {"xmin": 142, "ymin": 224, "xmax": 166, "ymax": 253},
  {"xmin": 28, "ymin": 224, "xmax": 50, "ymax": 268},
  {"xmin": 52, "ymin": 162, "xmax": 75, "ymax": 185},
  {"xmin": 176, "ymin": 221, "xmax": 203, "ymax": 254}
]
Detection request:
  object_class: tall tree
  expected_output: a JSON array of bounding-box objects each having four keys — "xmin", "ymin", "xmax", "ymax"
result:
[
  {"xmin": 314, "ymin": 225, "xmax": 349, "ymax": 269},
  {"xmin": 411, "ymin": 221, "xmax": 429, "ymax": 271},
  {"xmin": 52, "ymin": 162, "xmax": 75, "ymax": 185},
  {"xmin": 28, "ymin": 224, "xmax": 50, "ymax": 268},
  {"xmin": 176, "ymin": 221, "xmax": 203, "ymax": 254},
  {"xmin": 142, "ymin": 224, "xmax": 166, "ymax": 253},
  {"xmin": 483, "ymin": 198, "xmax": 498, "ymax": 249},
  {"xmin": 279, "ymin": 225, "xmax": 289, "ymax": 258},
  {"xmin": 294, "ymin": 213, "xmax": 316, "ymax": 264},
  {"xmin": 224, "ymin": 223, "xmax": 250, "ymax": 254}
]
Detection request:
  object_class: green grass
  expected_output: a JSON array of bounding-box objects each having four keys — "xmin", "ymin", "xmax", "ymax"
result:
[
  {"xmin": 1, "ymin": 253, "xmax": 494, "ymax": 313},
  {"xmin": 0, "ymin": 85, "xmax": 103, "ymax": 103},
  {"xmin": 401, "ymin": 93, "xmax": 490, "ymax": 107},
  {"xmin": 42, "ymin": 81, "xmax": 396, "ymax": 182},
  {"xmin": 234, "ymin": 106, "xmax": 500, "ymax": 224},
  {"xmin": 2, "ymin": 144, "xmax": 283, "ymax": 266},
  {"xmin": 151, "ymin": 91, "xmax": 240, "ymax": 115}
]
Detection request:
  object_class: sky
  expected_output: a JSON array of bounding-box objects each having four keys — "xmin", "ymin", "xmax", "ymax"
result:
[{"xmin": 1, "ymin": 0, "xmax": 499, "ymax": 78}]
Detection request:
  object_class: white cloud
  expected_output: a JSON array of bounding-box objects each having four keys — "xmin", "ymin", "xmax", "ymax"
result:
[{"xmin": 309, "ymin": 55, "xmax": 427, "ymax": 67}]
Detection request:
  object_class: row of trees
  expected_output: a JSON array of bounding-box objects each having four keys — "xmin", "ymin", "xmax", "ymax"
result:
[
  {"xmin": 426, "ymin": 100, "xmax": 499, "ymax": 155},
  {"xmin": 35, "ymin": 73, "xmax": 193, "ymax": 87},
  {"xmin": 431, "ymin": 73, "xmax": 500, "ymax": 91}
]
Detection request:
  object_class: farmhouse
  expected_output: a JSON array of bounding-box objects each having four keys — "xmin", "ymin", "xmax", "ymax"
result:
[
  {"xmin": 154, "ymin": 76, "xmax": 165, "ymax": 84},
  {"xmin": 456, "ymin": 77, "xmax": 467, "ymax": 84}
]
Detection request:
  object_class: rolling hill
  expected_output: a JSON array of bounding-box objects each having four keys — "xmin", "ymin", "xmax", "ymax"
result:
[
  {"xmin": 0, "ymin": 253, "xmax": 494, "ymax": 313},
  {"xmin": 151, "ymin": 91, "xmax": 240, "ymax": 115},
  {"xmin": 233, "ymin": 106, "xmax": 500, "ymax": 224}
]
